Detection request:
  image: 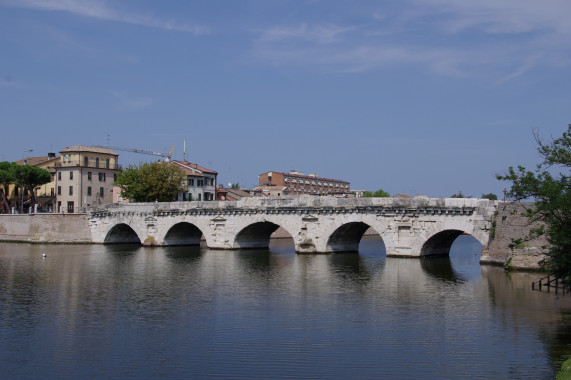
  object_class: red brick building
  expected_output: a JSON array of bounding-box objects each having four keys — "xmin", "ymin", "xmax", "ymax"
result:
[{"xmin": 258, "ymin": 171, "xmax": 350, "ymax": 196}]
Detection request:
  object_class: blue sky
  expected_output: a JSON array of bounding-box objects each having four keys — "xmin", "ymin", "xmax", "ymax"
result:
[{"xmin": 1, "ymin": 0, "xmax": 570, "ymax": 197}]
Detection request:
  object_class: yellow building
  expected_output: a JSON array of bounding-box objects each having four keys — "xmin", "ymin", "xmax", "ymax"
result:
[{"xmin": 55, "ymin": 145, "xmax": 120, "ymax": 213}]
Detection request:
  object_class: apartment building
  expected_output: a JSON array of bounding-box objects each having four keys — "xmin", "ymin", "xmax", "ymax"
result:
[
  {"xmin": 171, "ymin": 160, "xmax": 218, "ymax": 201},
  {"xmin": 258, "ymin": 171, "xmax": 350, "ymax": 196},
  {"xmin": 55, "ymin": 145, "xmax": 121, "ymax": 213}
]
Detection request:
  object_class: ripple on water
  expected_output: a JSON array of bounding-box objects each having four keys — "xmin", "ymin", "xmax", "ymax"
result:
[{"xmin": 0, "ymin": 241, "xmax": 569, "ymax": 379}]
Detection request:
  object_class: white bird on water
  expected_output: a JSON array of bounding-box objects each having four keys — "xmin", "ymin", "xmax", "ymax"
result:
[{"xmin": 42, "ymin": 253, "xmax": 46, "ymax": 258}]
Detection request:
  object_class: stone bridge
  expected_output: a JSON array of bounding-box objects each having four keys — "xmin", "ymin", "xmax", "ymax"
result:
[{"xmin": 87, "ymin": 196, "xmax": 498, "ymax": 257}]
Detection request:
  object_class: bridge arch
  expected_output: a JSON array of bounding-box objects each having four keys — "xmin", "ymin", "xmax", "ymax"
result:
[
  {"xmin": 234, "ymin": 221, "xmax": 292, "ymax": 249},
  {"xmin": 327, "ymin": 222, "xmax": 374, "ymax": 252},
  {"xmin": 322, "ymin": 216, "xmax": 389, "ymax": 253},
  {"xmin": 104, "ymin": 223, "xmax": 142, "ymax": 244},
  {"xmin": 416, "ymin": 220, "xmax": 488, "ymax": 257},
  {"xmin": 420, "ymin": 230, "xmax": 466, "ymax": 256},
  {"xmin": 163, "ymin": 222, "xmax": 204, "ymax": 246}
]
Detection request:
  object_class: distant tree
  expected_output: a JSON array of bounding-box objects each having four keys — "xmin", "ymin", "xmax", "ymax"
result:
[
  {"xmin": 450, "ymin": 191, "xmax": 472, "ymax": 198},
  {"xmin": 115, "ymin": 161, "xmax": 187, "ymax": 202},
  {"xmin": 231, "ymin": 183, "xmax": 240, "ymax": 189},
  {"xmin": 362, "ymin": 189, "xmax": 390, "ymax": 198},
  {"xmin": 11, "ymin": 164, "xmax": 52, "ymax": 212},
  {"xmin": 481, "ymin": 193, "xmax": 498, "ymax": 200},
  {"xmin": 497, "ymin": 125, "xmax": 571, "ymax": 280},
  {"xmin": 0, "ymin": 161, "xmax": 15, "ymax": 213}
]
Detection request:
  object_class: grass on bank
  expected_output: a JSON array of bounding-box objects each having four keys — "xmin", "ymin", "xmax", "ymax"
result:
[{"xmin": 557, "ymin": 356, "xmax": 571, "ymax": 380}]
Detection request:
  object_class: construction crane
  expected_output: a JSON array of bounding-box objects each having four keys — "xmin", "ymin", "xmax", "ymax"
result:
[{"xmin": 98, "ymin": 145, "xmax": 176, "ymax": 162}]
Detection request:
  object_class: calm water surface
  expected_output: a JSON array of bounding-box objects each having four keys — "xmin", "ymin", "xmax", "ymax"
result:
[{"xmin": 1, "ymin": 236, "xmax": 571, "ymax": 379}]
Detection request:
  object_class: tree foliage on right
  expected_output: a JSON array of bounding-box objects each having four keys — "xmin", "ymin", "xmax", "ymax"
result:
[
  {"xmin": 497, "ymin": 124, "xmax": 571, "ymax": 280},
  {"xmin": 115, "ymin": 161, "xmax": 187, "ymax": 203}
]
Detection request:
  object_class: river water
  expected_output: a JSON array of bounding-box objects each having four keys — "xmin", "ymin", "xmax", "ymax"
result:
[{"xmin": 1, "ymin": 236, "xmax": 571, "ymax": 379}]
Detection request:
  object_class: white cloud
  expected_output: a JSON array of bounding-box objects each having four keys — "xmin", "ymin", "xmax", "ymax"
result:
[
  {"xmin": 258, "ymin": 23, "xmax": 358, "ymax": 44},
  {"xmin": 496, "ymin": 53, "xmax": 542, "ymax": 85},
  {"xmin": 415, "ymin": 0, "xmax": 571, "ymax": 36},
  {"xmin": 2, "ymin": 0, "xmax": 209, "ymax": 35},
  {"xmin": 250, "ymin": 1, "xmax": 571, "ymax": 82}
]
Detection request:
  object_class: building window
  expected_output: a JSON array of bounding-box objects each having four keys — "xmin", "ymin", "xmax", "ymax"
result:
[
  {"xmin": 51, "ymin": 188, "xmax": 54, "ymax": 196},
  {"xmin": 99, "ymin": 173, "xmax": 106, "ymax": 182},
  {"xmin": 88, "ymin": 172, "xmax": 92, "ymax": 181},
  {"xmin": 69, "ymin": 171, "xmax": 73, "ymax": 180},
  {"xmin": 99, "ymin": 187, "xmax": 104, "ymax": 197},
  {"xmin": 58, "ymin": 172, "xmax": 61, "ymax": 180},
  {"xmin": 67, "ymin": 202, "xmax": 74, "ymax": 213},
  {"xmin": 57, "ymin": 186, "xmax": 61, "ymax": 195},
  {"xmin": 84, "ymin": 157, "xmax": 88, "ymax": 167},
  {"xmin": 113, "ymin": 174, "xmax": 117, "ymax": 182},
  {"xmin": 198, "ymin": 193, "xmax": 201, "ymax": 201},
  {"xmin": 188, "ymin": 178, "xmax": 195, "ymax": 186},
  {"xmin": 87, "ymin": 187, "xmax": 91, "ymax": 196},
  {"xmin": 95, "ymin": 158, "xmax": 99, "ymax": 168},
  {"xmin": 69, "ymin": 186, "xmax": 73, "ymax": 195},
  {"xmin": 106, "ymin": 159, "xmax": 110, "ymax": 169}
]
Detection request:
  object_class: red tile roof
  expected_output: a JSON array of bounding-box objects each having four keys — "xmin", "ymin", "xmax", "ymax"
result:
[{"xmin": 171, "ymin": 160, "xmax": 218, "ymax": 175}]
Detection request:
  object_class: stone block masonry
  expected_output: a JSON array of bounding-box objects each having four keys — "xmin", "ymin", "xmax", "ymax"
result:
[
  {"xmin": 481, "ymin": 202, "xmax": 547, "ymax": 270},
  {"xmin": 0, "ymin": 214, "xmax": 92, "ymax": 243}
]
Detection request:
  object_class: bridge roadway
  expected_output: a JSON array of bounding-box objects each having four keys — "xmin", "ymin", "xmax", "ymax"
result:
[{"xmin": 87, "ymin": 195, "xmax": 498, "ymax": 257}]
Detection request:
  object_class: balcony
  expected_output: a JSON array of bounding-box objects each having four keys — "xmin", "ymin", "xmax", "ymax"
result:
[{"xmin": 203, "ymin": 185, "xmax": 215, "ymax": 192}]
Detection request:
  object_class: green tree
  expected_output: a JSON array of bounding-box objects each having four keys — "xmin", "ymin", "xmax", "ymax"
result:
[
  {"xmin": 362, "ymin": 189, "xmax": 390, "ymax": 198},
  {"xmin": 115, "ymin": 161, "xmax": 187, "ymax": 202},
  {"xmin": 450, "ymin": 191, "xmax": 471, "ymax": 198},
  {"xmin": 497, "ymin": 125, "xmax": 571, "ymax": 280},
  {"xmin": 481, "ymin": 193, "xmax": 498, "ymax": 200},
  {"xmin": 0, "ymin": 161, "xmax": 16, "ymax": 213},
  {"xmin": 11, "ymin": 164, "xmax": 52, "ymax": 212}
]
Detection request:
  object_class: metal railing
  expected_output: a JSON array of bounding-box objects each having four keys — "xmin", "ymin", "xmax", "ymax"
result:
[{"xmin": 532, "ymin": 275, "xmax": 571, "ymax": 295}]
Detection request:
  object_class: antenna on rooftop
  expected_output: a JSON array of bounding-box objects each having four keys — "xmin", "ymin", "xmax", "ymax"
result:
[{"xmin": 183, "ymin": 140, "xmax": 187, "ymax": 161}]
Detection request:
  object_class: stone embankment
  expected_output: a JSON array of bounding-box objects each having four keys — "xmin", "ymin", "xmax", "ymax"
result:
[
  {"xmin": 0, "ymin": 214, "xmax": 92, "ymax": 243},
  {"xmin": 481, "ymin": 202, "xmax": 546, "ymax": 270}
]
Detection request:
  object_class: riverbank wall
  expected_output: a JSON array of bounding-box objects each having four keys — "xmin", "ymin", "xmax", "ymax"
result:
[
  {"xmin": 481, "ymin": 202, "xmax": 546, "ymax": 270},
  {"xmin": 0, "ymin": 214, "xmax": 92, "ymax": 243}
]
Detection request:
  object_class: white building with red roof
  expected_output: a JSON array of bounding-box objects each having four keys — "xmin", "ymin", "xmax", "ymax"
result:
[{"xmin": 171, "ymin": 160, "xmax": 218, "ymax": 201}]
